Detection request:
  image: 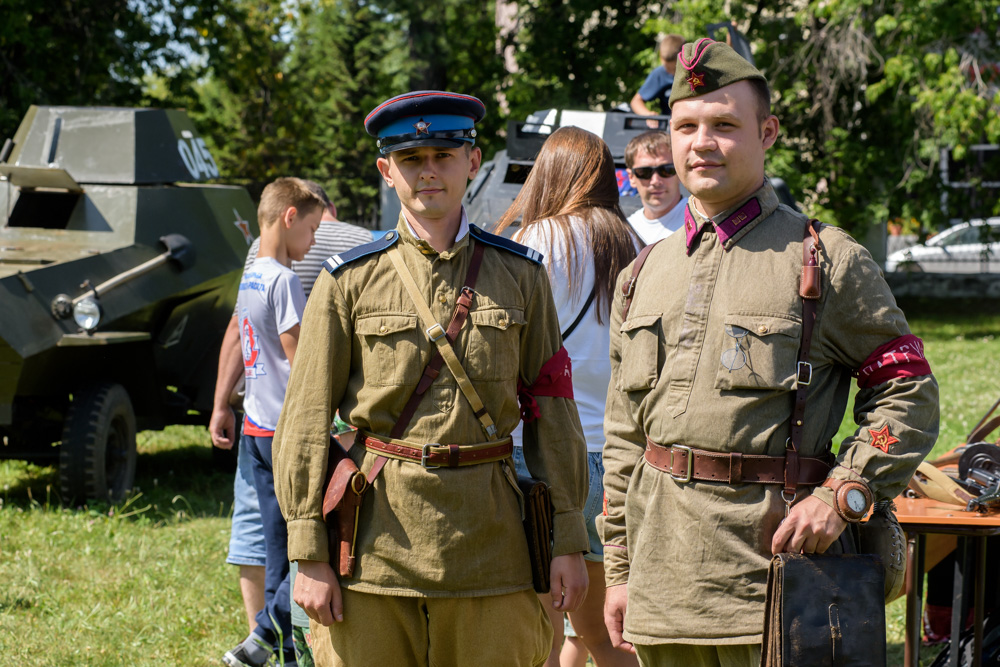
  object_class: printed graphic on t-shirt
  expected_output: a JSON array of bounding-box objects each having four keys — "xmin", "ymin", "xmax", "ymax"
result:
[{"xmin": 241, "ymin": 308, "xmax": 267, "ymax": 380}]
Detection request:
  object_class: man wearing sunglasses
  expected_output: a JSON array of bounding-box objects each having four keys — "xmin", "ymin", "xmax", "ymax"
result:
[{"xmin": 624, "ymin": 130, "xmax": 688, "ymax": 244}]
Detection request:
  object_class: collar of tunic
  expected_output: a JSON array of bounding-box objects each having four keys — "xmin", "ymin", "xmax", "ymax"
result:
[
  {"xmin": 399, "ymin": 207, "xmax": 470, "ymax": 258},
  {"xmin": 683, "ymin": 180, "xmax": 780, "ymax": 255}
]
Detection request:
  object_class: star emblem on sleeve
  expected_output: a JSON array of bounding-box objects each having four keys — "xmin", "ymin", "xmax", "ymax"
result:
[
  {"xmin": 687, "ymin": 72, "xmax": 706, "ymax": 91},
  {"xmin": 868, "ymin": 424, "xmax": 899, "ymax": 453},
  {"xmin": 413, "ymin": 119, "xmax": 431, "ymax": 135}
]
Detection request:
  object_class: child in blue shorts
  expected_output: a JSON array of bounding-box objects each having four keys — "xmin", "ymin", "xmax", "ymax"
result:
[{"xmin": 222, "ymin": 178, "xmax": 324, "ymax": 667}]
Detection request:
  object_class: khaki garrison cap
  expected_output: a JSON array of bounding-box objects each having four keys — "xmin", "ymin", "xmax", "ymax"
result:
[{"xmin": 668, "ymin": 37, "xmax": 767, "ymax": 108}]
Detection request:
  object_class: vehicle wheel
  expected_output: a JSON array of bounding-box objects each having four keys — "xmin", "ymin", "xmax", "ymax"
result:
[{"xmin": 59, "ymin": 383, "xmax": 137, "ymax": 504}]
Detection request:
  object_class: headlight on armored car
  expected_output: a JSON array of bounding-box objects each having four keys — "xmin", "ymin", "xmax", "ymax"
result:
[{"xmin": 73, "ymin": 297, "xmax": 102, "ymax": 331}]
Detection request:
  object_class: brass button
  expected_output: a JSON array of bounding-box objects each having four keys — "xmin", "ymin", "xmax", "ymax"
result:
[
  {"xmin": 757, "ymin": 325, "xmax": 768, "ymax": 334},
  {"xmin": 438, "ymin": 295, "xmax": 448, "ymax": 304},
  {"xmin": 498, "ymin": 319, "xmax": 507, "ymax": 328},
  {"xmin": 379, "ymin": 325, "xmax": 388, "ymax": 334}
]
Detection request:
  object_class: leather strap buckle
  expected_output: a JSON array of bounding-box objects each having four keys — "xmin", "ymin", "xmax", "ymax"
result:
[
  {"xmin": 670, "ymin": 444, "xmax": 694, "ymax": 483},
  {"xmin": 425, "ymin": 323, "xmax": 447, "ymax": 342},
  {"xmin": 796, "ymin": 361, "xmax": 812, "ymax": 386},
  {"xmin": 421, "ymin": 443, "xmax": 441, "ymax": 469},
  {"xmin": 622, "ymin": 277, "xmax": 637, "ymax": 298}
]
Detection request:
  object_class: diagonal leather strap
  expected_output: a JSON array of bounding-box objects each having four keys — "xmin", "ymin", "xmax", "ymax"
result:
[
  {"xmin": 367, "ymin": 241, "xmax": 487, "ymax": 482},
  {"xmin": 621, "ymin": 241, "xmax": 659, "ymax": 321},
  {"xmin": 387, "ymin": 243, "xmax": 499, "ymax": 441},
  {"xmin": 784, "ymin": 219, "xmax": 823, "ymax": 499}
]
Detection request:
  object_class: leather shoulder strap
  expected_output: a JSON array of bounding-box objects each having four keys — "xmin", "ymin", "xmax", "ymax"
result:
[
  {"xmin": 784, "ymin": 218, "xmax": 823, "ymax": 499},
  {"xmin": 387, "ymin": 242, "xmax": 497, "ymax": 440},
  {"xmin": 621, "ymin": 240, "xmax": 660, "ymax": 321}
]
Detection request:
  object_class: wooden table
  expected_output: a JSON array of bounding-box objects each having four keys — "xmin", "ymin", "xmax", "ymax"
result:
[{"xmin": 894, "ymin": 496, "xmax": 1000, "ymax": 667}]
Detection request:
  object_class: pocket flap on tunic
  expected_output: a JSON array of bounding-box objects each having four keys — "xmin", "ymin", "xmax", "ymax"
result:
[
  {"xmin": 355, "ymin": 314, "xmax": 418, "ymax": 337},
  {"xmin": 620, "ymin": 313, "xmax": 662, "ymax": 333},
  {"xmin": 470, "ymin": 308, "xmax": 525, "ymax": 331},
  {"xmin": 723, "ymin": 313, "xmax": 801, "ymax": 338}
]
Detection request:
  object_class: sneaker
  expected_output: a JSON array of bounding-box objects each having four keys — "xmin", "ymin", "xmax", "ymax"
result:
[{"xmin": 222, "ymin": 635, "xmax": 275, "ymax": 667}]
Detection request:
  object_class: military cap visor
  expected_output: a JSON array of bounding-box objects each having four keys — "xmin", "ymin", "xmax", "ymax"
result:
[
  {"xmin": 668, "ymin": 38, "xmax": 767, "ymax": 108},
  {"xmin": 365, "ymin": 91, "xmax": 486, "ymax": 154}
]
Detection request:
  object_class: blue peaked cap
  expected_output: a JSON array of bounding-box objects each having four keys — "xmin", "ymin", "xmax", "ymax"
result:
[{"xmin": 365, "ymin": 90, "xmax": 486, "ymax": 154}]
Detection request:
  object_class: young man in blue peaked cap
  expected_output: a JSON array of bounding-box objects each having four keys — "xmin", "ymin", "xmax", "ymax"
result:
[{"xmin": 273, "ymin": 91, "xmax": 591, "ymax": 666}]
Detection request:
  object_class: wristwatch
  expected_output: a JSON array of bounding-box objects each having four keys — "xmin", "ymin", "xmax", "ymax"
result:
[{"xmin": 821, "ymin": 478, "xmax": 873, "ymax": 523}]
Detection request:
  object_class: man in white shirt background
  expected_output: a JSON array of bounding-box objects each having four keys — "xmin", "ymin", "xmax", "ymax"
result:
[{"xmin": 624, "ymin": 130, "xmax": 688, "ymax": 244}]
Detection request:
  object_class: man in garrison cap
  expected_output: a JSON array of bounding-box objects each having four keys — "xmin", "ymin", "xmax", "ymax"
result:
[
  {"xmin": 273, "ymin": 91, "xmax": 590, "ymax": 666},
  {"xmin": 599, "ymin": 39, "xmax": 939, "ymax": 665}
]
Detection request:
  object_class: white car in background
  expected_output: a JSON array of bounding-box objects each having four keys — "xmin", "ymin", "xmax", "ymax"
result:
[{"xmin": 886, "ymin": 218, "xmax": 1000, "ymax": 273}]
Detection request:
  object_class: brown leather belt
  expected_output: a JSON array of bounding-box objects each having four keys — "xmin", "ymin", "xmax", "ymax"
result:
[
  {"xmin": 644, "ymin": 440, "xmax": 832, "ymax": 486},
  {"xmin": 360, "ymin": 433, "xmax": 513, "ymax": 469}
]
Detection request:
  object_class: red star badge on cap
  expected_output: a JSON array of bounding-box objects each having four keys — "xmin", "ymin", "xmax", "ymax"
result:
[
  {"xmin": 868, "ymin": 424, "xmax": 899, "ymax": 453},
  {"xmin": 413, "ymin": 119, "xmax": 431, "ymax": 135},
  {"xmin": 688, "ymin": 72, "xmax": 706, "ymax": 91}
]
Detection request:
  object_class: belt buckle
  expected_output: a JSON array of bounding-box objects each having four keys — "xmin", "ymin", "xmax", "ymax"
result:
[
  {"xmin": 426, "ymin": 323, "xmax": 447, "ymax": 342},
  {"xmin": 796, "ymin": 361, "xmax": 813, "ymax": 386},
  {"xmin": 421, "ymin": 443, "xmax": 441, "ymax": 469},
  {"xmin": 670, "ymin": 444, "xmax": 693, "ymax": 483}
]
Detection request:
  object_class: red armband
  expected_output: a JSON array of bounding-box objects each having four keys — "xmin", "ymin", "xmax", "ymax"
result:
[
  {"xmin": 517, "ymin": 346, "xmax": 574, "ymax": 423},
  {"xmin": 853, "ymin": 334, "xmax": 932, "ymax": 388}
]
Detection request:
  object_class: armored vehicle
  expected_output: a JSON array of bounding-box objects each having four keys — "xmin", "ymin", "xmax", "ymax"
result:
[{"xmin": 0, "ymin": 106, "xmax": 257, "ymax": 503}]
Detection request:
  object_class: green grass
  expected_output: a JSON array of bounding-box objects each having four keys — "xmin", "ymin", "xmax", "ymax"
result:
[
  {"xmin": 0, "ymin": 300, "xmax": 996, "ymax": 666},
  {"xmin": 0, "ymin": 426, "xmax": 245, "ymax": 666}
]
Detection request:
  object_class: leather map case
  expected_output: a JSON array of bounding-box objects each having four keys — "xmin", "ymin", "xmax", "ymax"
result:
[{"xmin": 762, "ymin": 553, "xmax": 886, "ymax": 666}]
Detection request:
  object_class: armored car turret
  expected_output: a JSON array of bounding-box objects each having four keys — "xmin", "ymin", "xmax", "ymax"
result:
[{"xmin": 0, "ymin": 106, "xmax": 257, "ymax": 502}]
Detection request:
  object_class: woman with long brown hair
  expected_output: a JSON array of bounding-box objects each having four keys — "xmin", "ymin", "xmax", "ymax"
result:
[{"xmin": 497, "ymin": 126, "xmax": 640, "ymax": 667}]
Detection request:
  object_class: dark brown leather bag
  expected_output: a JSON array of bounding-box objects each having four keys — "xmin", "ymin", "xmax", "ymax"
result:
[
  {"xmin": 518, "ymin": 475, "xmax": 553, "ymax": 594},
  {"xmin": 322, "ymin": 436, "xmax": 368, "ymax": 578},
  {"xmin": 761, "ymin": 553, "xmax": 886, "ymax": 667}
]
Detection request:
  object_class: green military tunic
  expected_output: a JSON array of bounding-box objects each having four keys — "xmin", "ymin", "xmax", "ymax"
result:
[
  {"xmin": 274, "ymin": 216, "xmax": 589, "ymax": 598},
  {"xmin": 600, "ymin": 182, "xmax": 939, "ymax": 644}
]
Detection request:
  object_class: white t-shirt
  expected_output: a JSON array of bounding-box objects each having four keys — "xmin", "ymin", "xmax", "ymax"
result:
[
  {"xmin": 626, "ymin": 196, "xmax": 689, "ymax": 245},
  {"xmin": 512, "ymin": 217, "xmax": 610, "ymax": 453},
  {"xmin": 237, "ymin": 257, "xmax": 305, "ymax": 431}
]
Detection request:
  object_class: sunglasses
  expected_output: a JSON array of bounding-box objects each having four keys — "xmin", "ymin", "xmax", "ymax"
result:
[{"xmin": 631, "ymin": 163, "xmax": 677, "ymax": 180}]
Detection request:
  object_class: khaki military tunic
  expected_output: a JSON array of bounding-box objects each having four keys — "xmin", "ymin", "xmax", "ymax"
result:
[
  {"xmin": 273, "ymin": 217, "xmax": 589, "ymax": 598},
  {"xmin": 600, "ymin": 182, "xmax": 939, "ymax": 644}
]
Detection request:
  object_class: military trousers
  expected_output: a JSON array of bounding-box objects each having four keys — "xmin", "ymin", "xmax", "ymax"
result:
[
  {"xmin": 635, "ymin": 643, "xmax": 761, "ymax": 667},
  {"xmin": 310, "ymin": 587, "xmax": 552, "ymax": 666}
]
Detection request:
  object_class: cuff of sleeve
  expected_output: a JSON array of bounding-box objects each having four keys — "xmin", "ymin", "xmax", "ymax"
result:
[
  {"xmin": 810, "ymin": 465, "xmax": 867, "ymax": 511},
  {"xmin": 603, "ymin": 543, "xmax": 630, "ymax": 586},
  {"xmin": 552, "ymin": 509, "xmax": 589, "ymax": 558},
  {"xmin": 286, "ymin": 518, "xmax": 330, "ymax": 563}
]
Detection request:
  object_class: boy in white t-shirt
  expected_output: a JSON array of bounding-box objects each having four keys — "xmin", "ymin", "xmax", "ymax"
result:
[{"xmin": 224, "ymin": 178, "xmax": 324, "ymax": 667}]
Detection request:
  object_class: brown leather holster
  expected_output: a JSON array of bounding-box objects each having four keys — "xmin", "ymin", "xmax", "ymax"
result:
[{"xmin": 322, "ymin": 435, "xmax": 368, "ymax": 578}]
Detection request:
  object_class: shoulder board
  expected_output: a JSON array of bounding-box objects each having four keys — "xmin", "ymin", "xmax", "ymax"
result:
[
  {"xmin": 322, "ymin": 230, "xmax": 399, "ymax": 274},
  {"xmin": 468, "ymin": 224, "xmax": 543, "ymax": 264}
]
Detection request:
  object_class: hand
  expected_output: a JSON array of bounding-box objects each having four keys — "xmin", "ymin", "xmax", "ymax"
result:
[
  {"xmin": 771, "ymin": 494, "xmax": 847, "ymax": 555},
  {"xmin": 295, "ymin": 559, "xmax": 343, "ymax": 626},
  {"xmin": 209, "ymin": 406, "xmax": 236, "ymax": 450},
  {"xmin": 549, "ymin": 552, "xmax": 588, "ymax": 612},
  {"xmin": 603, "ymin": 583, "xmax": 636, "ymax": 654}
]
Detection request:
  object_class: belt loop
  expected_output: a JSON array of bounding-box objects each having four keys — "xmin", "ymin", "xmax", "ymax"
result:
[
  {"xmin": 448, "ymin": 444, "xmax": 460, "ymax": 468},
  {"xmin": 730, "ymin": 452, "xmax": 743, "ymax": 484}
]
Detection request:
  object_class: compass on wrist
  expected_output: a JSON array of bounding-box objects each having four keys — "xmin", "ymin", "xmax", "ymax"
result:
[{"xmin": 821, "ymin": 478, "xmax": 873, "ymax": 523}]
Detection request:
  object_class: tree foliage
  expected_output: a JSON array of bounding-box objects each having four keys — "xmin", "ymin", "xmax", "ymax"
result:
[
  {"xmin": 0, "ymin": 0, "xmax": 180, "ymax": 138},
  {"xmin": 647, "ymin": 0, "xmax": 1000, "ymax": 236},
  {"xmin": 2, "ymin": 0, "xmax": 999, "ymax": 235}
]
